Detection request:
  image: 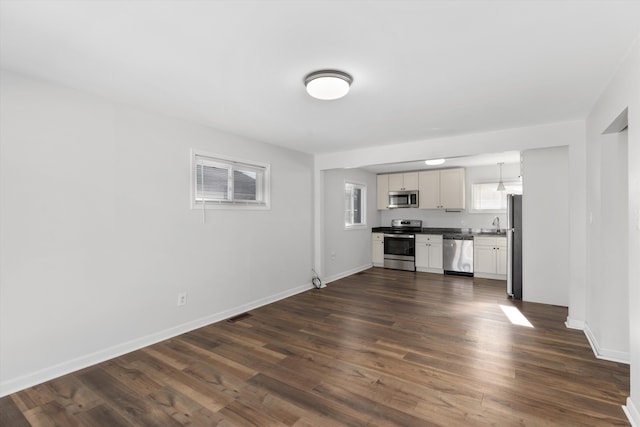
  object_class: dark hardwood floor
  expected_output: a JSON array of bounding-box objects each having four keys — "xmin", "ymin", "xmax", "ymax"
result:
[{"xmin": 1, "ymin": 268, "xmax": 630, "ymax": 426}]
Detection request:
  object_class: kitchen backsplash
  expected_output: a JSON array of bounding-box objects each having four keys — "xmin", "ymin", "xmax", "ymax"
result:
[{"xmin": 379, "ymin": 208, "xmax": 507, "ymax": 230}]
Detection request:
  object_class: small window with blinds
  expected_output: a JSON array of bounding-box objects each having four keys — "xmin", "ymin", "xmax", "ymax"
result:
[
  {"xmin": 345, "ymin": 181, "xmax": 366, "ymax": 229},
  {"xmin": 192, "ymin": 151, "xmax": 270, "ymax": 209}
]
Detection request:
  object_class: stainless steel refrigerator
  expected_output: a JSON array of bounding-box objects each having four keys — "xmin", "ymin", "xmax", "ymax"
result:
[{"xmin": 507, "ymin": 194, "xmax": 523, "ymax": 299}]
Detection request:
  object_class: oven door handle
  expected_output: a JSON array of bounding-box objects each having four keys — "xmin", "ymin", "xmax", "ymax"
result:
[{"xmin": 383, "ymin": 234, "xmax": 415, "ymax": 239}]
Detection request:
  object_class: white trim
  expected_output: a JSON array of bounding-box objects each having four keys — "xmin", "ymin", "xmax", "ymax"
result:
[
  {"xmin": 624, "ymin": 397, "xmax": 640, "ymax": 427},
  {"xmin": 322, "ymin": 263, "xmax": 372, "ymax": 285},
  {"xmin": 344, "ymin": 224, "xmax": 368, "ymax": 230},
  {"xmin": 474, "ymin": 272, "xmax": 507, "ymax": 280},
  {"xmin": 583, "ymin": 323, "xmax": 630, "ymax": 364},
  {"xmin": 416, "ymin": 267, "xmax": 444, "ymax": 274},
  {"xmin": 564, "ymin": 316, "xmax": 585, "ymax": 330},
  {"xmin": 0, "ymin": 281, "xmax": 313, "ymax": 397},
  {"xmin": 344, "ymin": 180, "xmax": 367, "ymax": 229}
]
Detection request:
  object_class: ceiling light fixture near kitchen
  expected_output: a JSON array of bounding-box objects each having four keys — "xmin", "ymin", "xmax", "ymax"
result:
[
  {"xmin": 305, "ymin": 70, "xmax": 352, "ymax": 100},
  {"xmin": 425, "ymin": 158, "xmax": 445, "ymax": 166},
  {"xmin": 497, "ymin": 162, "xmax": 506, "ymax": 191}
]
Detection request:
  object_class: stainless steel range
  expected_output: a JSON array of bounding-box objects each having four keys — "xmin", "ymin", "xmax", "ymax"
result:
[{"xmin": 383, "ymin": 219, "xmax": 422, "ymax": 271}]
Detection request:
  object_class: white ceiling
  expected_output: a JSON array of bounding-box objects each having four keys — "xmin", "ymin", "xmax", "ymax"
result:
[
  {"xmin": 362, "ymin": 151, "xmax": 521, "ymax": 174},
  {"xmin": 1, "ymin": 1, "xmax": 640, "ymax": 157}
]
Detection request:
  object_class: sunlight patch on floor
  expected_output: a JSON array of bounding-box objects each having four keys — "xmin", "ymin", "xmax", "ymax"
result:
[{"xmin": 500, "ymin": 305, "xmax": 534, "ymax": 328}]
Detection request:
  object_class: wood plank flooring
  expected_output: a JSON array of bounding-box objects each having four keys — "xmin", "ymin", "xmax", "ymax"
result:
[{"xmin": 1, "ymin": 268, "xmax": 630, "ymax": 426}]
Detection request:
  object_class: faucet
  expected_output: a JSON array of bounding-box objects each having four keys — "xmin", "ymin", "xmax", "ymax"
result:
[{"xmin": 492, "ymin": 216, "xmax": 500, "ymax": 232}]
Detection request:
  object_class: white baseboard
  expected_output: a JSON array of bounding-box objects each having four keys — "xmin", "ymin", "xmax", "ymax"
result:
[
  {"xmin": 0, "ymin": 281, "xmax": 314, "ymax": 397},
  {"xmin": 473, "ymin": 272, "xmax": 507, "ymax": 280},
  {"xmin": 322, "ymin": 263, "xmax": 372, "ymax": 285},
  {"xmin": 416, "ymin": 267, "xmax": 444, "ymax": 274},
  {"xmin": 583, "ymin": 323, "xmax": 630, "ymax": 364},
  {"xmin": 564, "ymin": 316, "xmax": 585, "ymax": 330},
  {"xmin": 624, "ymin": 397, "xmax": 640, "ymax": 427}
]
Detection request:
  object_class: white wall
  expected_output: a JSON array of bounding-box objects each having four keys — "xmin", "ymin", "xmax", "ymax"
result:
[
  {"xmin": 0, "ymin": 70, "xmax": 314, "ymax": 395},
  {"xmin": 566, "ymin": 126, "xmax": 588, "ymax": 329},
  {"xmin": 521, "ymin": 147, "xmax": 570, "ymax": 306},
  {"xmin": 315, "ymin": 121, "xmax": 584, "ymax": 170},
  {"xmin": 585, "ymin": 129, "xmax": 629, "ymax": 362},
  {"xmin": 322, "ymin": 169, "xmax": 379, "ymax": 282},
  {"xmin": 585, "ymin": 37, "xmax": 639, "ymax": 423},
  {"xmin": 379, "ymin": 163, "xmax": 520, "ymax": 230}
]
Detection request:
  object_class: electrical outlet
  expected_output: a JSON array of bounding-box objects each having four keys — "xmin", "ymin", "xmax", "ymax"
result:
[{"xmin": 177, "ymin": 292, "xmax": 187, "ymax": 306}]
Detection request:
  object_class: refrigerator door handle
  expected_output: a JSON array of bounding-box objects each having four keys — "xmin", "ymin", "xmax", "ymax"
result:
[{"xmin": 506, "ymin": 231, "xmax": 513, "ymax": 296}]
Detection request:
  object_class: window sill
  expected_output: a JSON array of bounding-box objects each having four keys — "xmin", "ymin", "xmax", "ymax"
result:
[
  {"xmin": 192, "ymin": 202, "xmax": 270, "ymax": 210},
  {"xmin": 344, "ymin": 224, "xmax": 368, "ymax": 230}
]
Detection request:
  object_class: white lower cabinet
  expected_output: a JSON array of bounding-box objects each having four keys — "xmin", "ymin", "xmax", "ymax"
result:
[
  {"xmin": 474, "ymin": 236, "xmax": 507, "ymax": 279},
  {"xmin": 415, "ymin": 234, "xmax": 443, "ymax": 274},
  {"xmin": 496, "ymin": 238, "xmax": 508, "ymax": 275},
  {"xmin": 372, "ymin": 233, "xmax": 384, "ymax": 267}
]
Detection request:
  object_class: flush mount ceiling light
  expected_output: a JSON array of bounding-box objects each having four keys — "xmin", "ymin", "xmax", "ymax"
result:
[
  {"xmin": 424, "ymin": 158, "xmax": 446, "ymax": 166},
  {"xmin": 304, "ymin": 70, "xmax": 352, "ymax": 100}
]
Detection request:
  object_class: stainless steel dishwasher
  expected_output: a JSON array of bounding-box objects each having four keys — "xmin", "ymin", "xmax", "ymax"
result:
[{"xmin": 443, "ymin": 234, "xmax": 474, "ymax": 276}]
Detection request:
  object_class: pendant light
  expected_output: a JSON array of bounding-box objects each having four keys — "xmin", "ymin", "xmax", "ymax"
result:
[{"xmin": 496, "ymin": 162, "xmax": 506, "ymax": 191}]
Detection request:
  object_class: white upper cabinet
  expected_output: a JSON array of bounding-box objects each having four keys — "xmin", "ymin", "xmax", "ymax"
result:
[
  {"xmin": 377, "ymin": 168, "xmax": 464, "ymax": 210},
  {"xmin": 388, "ymin": 172, "xmax": 419, "ymax": 191},
  {"xmin": 403, "ymin": 172, "xmax": 419, "ymax": 190},
  {"xmin": 376, "ymin": 174, "xmax": 389, "ymax": 210},
  {"xmin": 418, "ymin": 170, "xmax": 440, "ymax": 209},
  {"xmin": 418, "ymin": 168, "xmax": 465, "ymax": 209},
  {"xmin": 388, "ymin": 173, "xmax": 404, "ymax": 191},
  {"xmin": 439, "ymin": 169, "xmax": 465, "ymax": 209}
]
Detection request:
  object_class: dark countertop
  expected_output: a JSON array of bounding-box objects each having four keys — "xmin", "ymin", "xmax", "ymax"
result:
[{"xmin": 372, "ymin": 227, "xmax": 506, "ymax": 237}]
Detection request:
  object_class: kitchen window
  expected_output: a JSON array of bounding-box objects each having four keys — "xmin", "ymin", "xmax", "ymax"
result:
[
  {"xmin": 345, "ymin": 181, "xmax": 366, "ymax": 229},
  {"xmin": 471, "ymin": 181, "xmax": 522, "ymax": 211},
  {"xmin": 192, "ymin": 150, "xmax": 270, "ymax": 209}
]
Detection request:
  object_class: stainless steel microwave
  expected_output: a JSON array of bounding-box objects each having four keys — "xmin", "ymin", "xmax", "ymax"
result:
[{"xmin": 388, "ymin": 191, "xmax": 419, "ymax": 208}]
